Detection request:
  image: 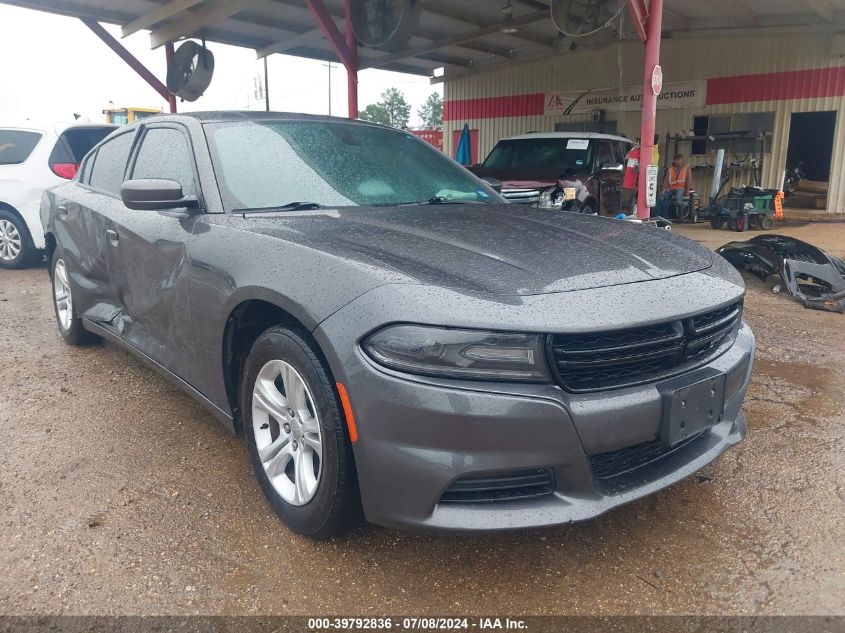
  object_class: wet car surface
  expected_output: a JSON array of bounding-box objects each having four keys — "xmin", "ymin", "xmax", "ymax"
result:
[
  {"xmin": 39, "ymin": 113, "xmax": 753, "ymax": 535},
  {"xmin": 1, "ymin": 221, "xmax": 842, "ymax": 615}
]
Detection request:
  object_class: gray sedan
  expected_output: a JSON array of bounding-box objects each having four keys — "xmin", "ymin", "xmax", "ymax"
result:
[{"xmin": 41, "ymin": 112, "xmax": 754, "ymax": 536}]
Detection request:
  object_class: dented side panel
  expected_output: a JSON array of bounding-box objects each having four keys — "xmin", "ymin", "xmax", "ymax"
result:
[{"xmin": 106, "ymin": 207, "xmax": 201, "ymax": 382}]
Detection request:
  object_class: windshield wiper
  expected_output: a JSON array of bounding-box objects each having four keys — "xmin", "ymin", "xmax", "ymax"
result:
[
  {"xmin": 236, "ymin": 202, "xmax": 321, "ymax": 213},
  {"xmin": 395, "ymin": 197, "xmax": 482, "ymax": 206}
]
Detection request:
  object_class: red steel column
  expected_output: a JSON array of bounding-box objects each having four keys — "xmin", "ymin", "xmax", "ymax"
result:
[
  {"xmin": 164, "ymin": 42, "xmax": 178, "ymax": 113},
  {"xmin": 636, "ymin": 0, "xmax": 663, "ymax": 219},
  {"xmin": 345, "ymin": 0, "xmax": 358, "ymax": 119}
]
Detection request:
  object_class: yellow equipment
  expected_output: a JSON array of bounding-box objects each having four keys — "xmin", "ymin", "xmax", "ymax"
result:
[{"xmin": 103, "ymin": 107, "xmax": 162, "ymax": 125}]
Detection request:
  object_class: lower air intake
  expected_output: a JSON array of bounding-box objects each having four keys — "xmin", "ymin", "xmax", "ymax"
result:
[{"xmin": 440, "ymin": 469, "xmax": 555, "ymax": 504}]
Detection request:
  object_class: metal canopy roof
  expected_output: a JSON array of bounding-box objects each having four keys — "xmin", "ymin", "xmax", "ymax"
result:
[{"xmin": 2, "ymin": 0, "xmax": 844, "ymax": 77}]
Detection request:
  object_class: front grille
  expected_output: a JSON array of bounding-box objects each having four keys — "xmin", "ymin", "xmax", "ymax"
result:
[
  {"xmin": 589, "ymin": 432, "xmax": 704, "ymax": 494},
  {"xmin": 550, "ymin": 302, "xmax": 742, "ymax": 392},
  {"xmin": 502, "ymin": 188, "xmax": 541, "ymax": 204},
  {"xmin": 440, "ymin": 469, "xmax": 555, "ymax": 504}
]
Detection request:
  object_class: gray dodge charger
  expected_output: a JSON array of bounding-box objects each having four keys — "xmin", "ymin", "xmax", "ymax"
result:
[{"xmin": 41, "ymin": 112, "xmax": 755, "ymax": 537}]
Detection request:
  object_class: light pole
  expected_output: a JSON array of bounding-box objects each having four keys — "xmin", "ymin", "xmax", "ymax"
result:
[
  {"xmin": 264, "ymin": 56, "xmax": 270, "ymax": 111},
  {"xmin": 322, "ymin": 62, "xmax": 338, "ymax": 115}
]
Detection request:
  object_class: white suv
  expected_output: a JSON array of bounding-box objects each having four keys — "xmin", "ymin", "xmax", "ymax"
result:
[{"xmin": 0, "ymin": 122, "xmax": 116, "ymax": 268}]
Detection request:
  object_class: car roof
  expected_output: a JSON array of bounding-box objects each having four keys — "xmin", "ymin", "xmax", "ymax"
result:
[
  {"xmin": 0, "ymin": 121, "xmax": 118, "ymax": 134},
  {"xmin": 129, "ymin": 110, "xmax": 393, "ymax": 127},
  {"xmin": 500, "ymin": 132, "xmax": 633, "ymax": 143}
]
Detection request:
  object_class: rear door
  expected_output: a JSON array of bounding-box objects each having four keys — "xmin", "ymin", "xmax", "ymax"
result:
[
  {"xmin": 106, "ymin": 122, "xmax": 202, "ymax": 381},
  {"xmin": 54, "ymin": 129, "xmax": 136, "ymax": 320}
]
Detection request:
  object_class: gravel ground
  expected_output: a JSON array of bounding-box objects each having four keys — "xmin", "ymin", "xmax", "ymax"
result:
[{"xmin": 0, "ymin": 223, "xmax": 843, "ymax": 616}]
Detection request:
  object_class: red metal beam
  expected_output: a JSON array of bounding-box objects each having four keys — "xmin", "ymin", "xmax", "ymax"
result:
[
  {"xmin": 625, "ymin": 0, "xmax": 649, "ymax": 43},
  {"xmin": 303, "ymin": 0, "xmax": 354, "ymax": 72},
  {"xmin": 345, "ymin": 0, "xmax": 358, "ymax": 118},
  {"xmin": 164, "ymin": 42, "xmax": 178, "ymax": 113},
  {"xmin": 636, "ymin": 0, "xmax": 664, "ymax": 219},
  {"xmin": 80, "ymin": 18, "xmax": 173, "ymax": 106}
]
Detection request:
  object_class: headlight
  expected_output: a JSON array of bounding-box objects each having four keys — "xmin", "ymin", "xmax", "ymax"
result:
[
  {"xmin": 538, "ymin": 187, "xmax": 563, "ymax": 210},
  {"xmin": 361, "ymin": 325, "xmax": 551, "ymax": 382}
]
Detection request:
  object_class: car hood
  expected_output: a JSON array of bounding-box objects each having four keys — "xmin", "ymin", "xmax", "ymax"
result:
[
  {"xmin": 470, "ymin": 166, "xmax": 566, "ymax": 186},
  {"xmin": 240, "ymin": 204, "xmax": 713, "ymax": 296}
]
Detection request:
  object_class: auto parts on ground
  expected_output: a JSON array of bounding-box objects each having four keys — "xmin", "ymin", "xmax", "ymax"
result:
[
  {"xmin": 620, "ymin": 214, "xmax": 672, "ymax": 231},
  {"xmin": 166, "ymin": 40, "xmax": 214, "ymax": 102},
  {"xmin": 709, "ymin": 187, "xmax": 777, "ymax": 231},
  {"xmin": 642, "ymin": 217, "xmax": 672, "ymax": 231},
  {"xmin": 717, "ymin": 235, "xmax": 845, "ymax": 313},
  {"xmin": 349, "ymin": 0, "xmax": 421, "ymax": 50}
]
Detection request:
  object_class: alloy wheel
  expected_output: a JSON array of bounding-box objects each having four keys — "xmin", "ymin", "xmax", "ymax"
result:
[
  {"xmin": 54, "ymin": 258, "xmax": 73, "ymax": 331},
  {"xmin": 251, "ymin": 359, "xmax": 323, "ymax": 506},
  {"xmin": 0, "ymin": 219, "xmax": 22, "ymax": 261}
]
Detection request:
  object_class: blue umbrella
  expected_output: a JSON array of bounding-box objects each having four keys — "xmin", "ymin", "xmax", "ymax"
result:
[{"xmin": 455, "ymin": 123, "xmax": 472, "ymax": 165}]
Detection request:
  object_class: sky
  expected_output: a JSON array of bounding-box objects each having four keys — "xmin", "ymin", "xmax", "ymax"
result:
[{"xmin": 0, "ymin": 4, "xmax": 441, "ymax": 127}]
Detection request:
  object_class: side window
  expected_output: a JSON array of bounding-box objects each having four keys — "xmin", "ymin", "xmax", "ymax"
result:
[
  {"xmin": 0, "ymin": 130, "xmax": 42, "ymax": 165},
  {"xmin": 131, "ymin": 127, "xmax": 196, "ymax": 197},
  {"xmin": 612, "ymin": 142, "xmax": 628, "ymax": 164},
  {"xmin": 89, "ymin": 131, "xmax": 135, "ymax": 196},
  {"xmin": 595, "ymin": 141, "xmax": 615, "ymax": 169}
]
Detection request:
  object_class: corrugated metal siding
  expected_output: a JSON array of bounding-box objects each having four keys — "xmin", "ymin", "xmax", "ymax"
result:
[{"xmin": 444, "ymin": 33, "xmax": 845, "ymax": 213}]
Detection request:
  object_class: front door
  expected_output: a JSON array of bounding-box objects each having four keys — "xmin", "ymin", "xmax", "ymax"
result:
[
  {"xmin": 106, "ymin": 123, "xmax": 201, "ymax": 382},
  {"xmin": 593, "ymin": 140, "xmax": 625, "ymax": 215}
]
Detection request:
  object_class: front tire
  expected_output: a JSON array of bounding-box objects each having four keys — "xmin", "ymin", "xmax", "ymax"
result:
[
  {"xmin": 0, "ymin": 209, "xmax": 41, "ymax": 269},
  {"xmin": 51, "ymin": 249, "xmax": 99, "ymax": 346},
  {"xmin": 241, "ymin": 326, "xmax": 362, "ymax": 538}
]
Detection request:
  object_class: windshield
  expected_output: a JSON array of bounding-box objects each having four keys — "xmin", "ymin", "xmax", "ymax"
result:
[
  {"xmin": 204, "ymin": 119, "xmax": 497, "ymax": 210},
  {"xmin": 481, "ymin": 138, "xmax": 594, "ymax": 172}
]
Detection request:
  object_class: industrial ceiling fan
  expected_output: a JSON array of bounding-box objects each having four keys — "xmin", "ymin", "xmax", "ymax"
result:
[
  {"xmin": 349, "ymin": 0, "xmax": 421, "ymax": 50},
  {"xmin": 166, "ymin": 40, "xmax": 215, "ymax": 102},
  {"xmin": 550, "ymin": 0, "xmax": 628, "ymax": 50}
]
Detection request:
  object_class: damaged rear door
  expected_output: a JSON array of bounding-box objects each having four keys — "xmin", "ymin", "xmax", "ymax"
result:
[{"xmin": 105, "ymin": 123, "xmax": 201, "ymax": 379}]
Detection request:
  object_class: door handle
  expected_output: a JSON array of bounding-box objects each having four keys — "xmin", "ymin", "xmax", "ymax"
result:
[
  {"xmin": 57, "ymin": 205, "xmax": 69, "ymax": 218},
  {"xmin": 106, "ymin": 229, "xmax": 119, "ymax": 244}
]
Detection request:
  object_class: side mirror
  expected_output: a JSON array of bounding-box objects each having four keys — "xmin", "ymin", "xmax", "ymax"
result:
[
  {"xmin": 121, "ymin": 178, "xmax": 198, "ymax": 211},
  {"xmin": 480, "ymin": 176, "xmax": 503, "ymax": 193},
  {"xmin": 594, "ymin": 162, "xmax": 623, "ymax": 175}
]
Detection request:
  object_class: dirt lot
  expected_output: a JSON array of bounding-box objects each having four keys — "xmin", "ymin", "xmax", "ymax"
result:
[{"xmin": 1, "ymin": 222, "xmax": 843, "ymax": 616}]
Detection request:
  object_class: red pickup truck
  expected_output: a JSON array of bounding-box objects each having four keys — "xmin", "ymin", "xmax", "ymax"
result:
[{"xmin": 469, "ymin": 132, "xmax": 634, "ymax": 214}]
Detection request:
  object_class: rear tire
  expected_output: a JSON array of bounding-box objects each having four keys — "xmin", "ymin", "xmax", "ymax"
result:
[
  {"xmin": 760, "ymin": 217, "xmax": 774, "ymax": 230},
  {"xmin": 51, "ymin": 248, "xmax": 100, "ymax": 346},
  {"xmin": 0, "ymin": 209, "xmax": 41, "ymax": 269},
  {"xmin": 240, "ymin": 326, "xmax": 363, "ymax": 538}
]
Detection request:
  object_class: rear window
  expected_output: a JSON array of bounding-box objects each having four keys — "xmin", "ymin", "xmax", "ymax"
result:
[
  {"xmin": 49, "ymin": 127, "xmax": 114, "ymax": 166},
  {"xmin": 0, "ymin": 130, "xmax": 42, "ymax": 165}
]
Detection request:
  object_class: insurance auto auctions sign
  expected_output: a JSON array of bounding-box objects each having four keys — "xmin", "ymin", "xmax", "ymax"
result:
[{"xmin": 545, "ymin": 80, "xmax": 705, "ymax": 116}]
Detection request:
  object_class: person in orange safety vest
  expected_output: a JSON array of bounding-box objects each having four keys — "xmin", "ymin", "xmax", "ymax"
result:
[{"xmin": 661, "ymin": 152, "xmax": 691, "ymax": 213}]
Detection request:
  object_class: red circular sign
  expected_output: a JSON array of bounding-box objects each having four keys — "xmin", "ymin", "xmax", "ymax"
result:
[{"xmin": 651, "ymin": 65, "xmax": 663, "ymax": 96}]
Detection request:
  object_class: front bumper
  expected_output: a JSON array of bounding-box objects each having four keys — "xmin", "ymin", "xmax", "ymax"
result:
[{"xmin": 320, "ymin": 320, "xmax": 754, "ymax": 532}]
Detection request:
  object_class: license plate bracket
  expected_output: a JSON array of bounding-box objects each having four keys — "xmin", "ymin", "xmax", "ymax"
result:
[{"xmin": 659, "ymin": 371, "xmax": 727, "ymax": 447}]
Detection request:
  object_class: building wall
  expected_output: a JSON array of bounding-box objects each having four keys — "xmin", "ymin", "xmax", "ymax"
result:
[{"xmin": 443, "ymin": 33, "xmax": 845, "ymax": 213}]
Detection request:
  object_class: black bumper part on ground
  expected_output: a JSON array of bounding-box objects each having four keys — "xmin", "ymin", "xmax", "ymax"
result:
[{"xmin": 718, "ymin": 234, "xmax": 845, "ymax": 313}]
